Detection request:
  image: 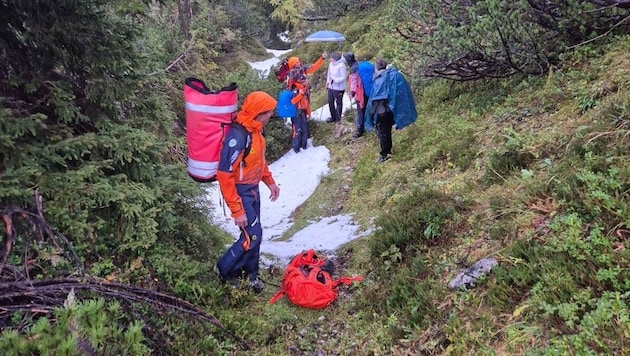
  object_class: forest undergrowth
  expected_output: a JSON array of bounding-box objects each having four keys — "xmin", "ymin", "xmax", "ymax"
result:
[{"xmin": 1, "ymin": 0, "xmax": 628, "ymax": 354}]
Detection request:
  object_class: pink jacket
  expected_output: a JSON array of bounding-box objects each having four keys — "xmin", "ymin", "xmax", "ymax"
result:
[{"xmin": 348, "ymin": 71, "xmax": 365, "ymax": 109}]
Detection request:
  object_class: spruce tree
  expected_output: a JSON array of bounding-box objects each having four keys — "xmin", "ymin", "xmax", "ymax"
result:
[{"xmin": 0, "ymin": 0, "xmax": 222, "ymax": 275}]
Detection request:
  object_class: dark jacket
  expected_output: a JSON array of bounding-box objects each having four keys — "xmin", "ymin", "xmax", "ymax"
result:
[{"xmin": 364, "ymin": 67, "xmax": 417, "ymax": 132}]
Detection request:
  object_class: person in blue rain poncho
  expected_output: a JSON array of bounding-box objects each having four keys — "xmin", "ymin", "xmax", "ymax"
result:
[{"xmin": 364, "ymin": 58, "xmax": 417, "ymax": 163}]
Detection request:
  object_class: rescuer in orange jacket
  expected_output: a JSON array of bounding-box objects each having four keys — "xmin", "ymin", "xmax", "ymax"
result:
[
  {"xmin": 285, "ymin": 52, "xmax": 326, "ymax": 152},
  {"xmin": 215, "ymin": 91, "xmax": 280, "ymax": 293}
]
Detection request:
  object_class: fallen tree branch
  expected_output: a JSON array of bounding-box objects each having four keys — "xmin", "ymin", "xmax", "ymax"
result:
[
  {"xmin": 1, "ymin": 189, "xmax": 83, "ymax": 276},
  {"xmin": 0, "ymin": 277, "xmax": 251, "ymax": 350},
  {"xmin": 0, "ymin": 190, "xmax": 252, "ymax": 351}
]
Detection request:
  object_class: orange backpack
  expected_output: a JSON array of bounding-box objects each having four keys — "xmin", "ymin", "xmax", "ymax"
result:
[{"xmin": 269, "ymin": 250, "xmax": 363, "ymax": 310}]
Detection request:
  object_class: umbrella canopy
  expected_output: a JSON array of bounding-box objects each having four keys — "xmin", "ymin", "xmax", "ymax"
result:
[{"xmin": 304, "ymin": 30, "xmax": 345, "ymax": 43}]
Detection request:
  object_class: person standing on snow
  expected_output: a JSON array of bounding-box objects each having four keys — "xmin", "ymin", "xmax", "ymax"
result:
[
  {"xmin": 215, "ymin": 91, "xmax": 281, "ymax": 293},
  {"xmin": 325, "ymin": 52, "xmax": 347, "ymax": 123},
  {"xmin": 286, "ymin": 52, "xmax": 327, "ymax": 153},
  {"xmin": 343, "ymin": 52, "xmax": 366, "ymax": 137}
]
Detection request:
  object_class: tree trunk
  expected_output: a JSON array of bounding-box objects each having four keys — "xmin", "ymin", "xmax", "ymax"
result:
[{"xmin": 177, "ymin": 0, "xmax": 191, "ymax": 41}]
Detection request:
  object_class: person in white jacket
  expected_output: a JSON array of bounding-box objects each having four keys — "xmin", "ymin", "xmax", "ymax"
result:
[{"xmin": 325, "ymin": 52, "xmax": 347, "ymax": 123}]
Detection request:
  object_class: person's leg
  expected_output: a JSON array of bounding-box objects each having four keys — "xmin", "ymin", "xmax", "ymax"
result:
[
  {"xmin": 380, "ymin": 111, "xmax": 394, "ymax": 156},
  {"xmin": 229, "ymin": 187, "xmax": 262, "ymax": 277},
  {"xmin": 242, "ymin": 187, "xmax": 262, "ymax": 283},
  {"xmin": 375, "ymin": 116, "xmax": 386, "ymax": 157},
  {"xmin": 326, "ymin": 89, "xmax": 337, "ymax": 122},
  {"xmin": 375, "ymin": 112, "xmax": 394, "ymax": 160},
  {"xmin": 292, "ymin": 112, "xmax": 303, "ymax": 152},
  {"xmin": 357, "ymin": 94, "xmax": 368, "ymax": 134},
  {"xmin": 334, "ymin": 90, "xmax": 344, "ymax": 121},
  {"xmin": 355, "ymin": 104, "xmax": 365, "ymax": 137},
  {"xmin": 299, "ymin": 111, "xmax": 309, "ymax": 149},
  {"xmin": 216, "ymin": 187, "xmax": 262, "ymax": 281}
]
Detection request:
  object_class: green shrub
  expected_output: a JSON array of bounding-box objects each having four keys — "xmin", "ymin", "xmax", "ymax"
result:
[
  {"xmin": 0, "ymin": 300, "xmax": 150, "ymax": 355},
  {"xmin": 484, "ymin": 128, "xmax": 537, "ymax": 184},
  {"xmin": 369, "ymin": 187, "xmax": 459, "ymax": 262}
]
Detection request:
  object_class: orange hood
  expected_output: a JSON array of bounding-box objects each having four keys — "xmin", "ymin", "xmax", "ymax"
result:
[
  {"xmin": 236, "ymin": 91, "xmax": 277, "ymax": 131},
  {"xmin": 287, "ymin": 56, "xmax": 301, "ymax": 69}
]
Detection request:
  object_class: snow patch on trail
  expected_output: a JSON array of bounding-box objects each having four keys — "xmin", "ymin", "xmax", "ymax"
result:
[{"xmin": 248, "ymin": 48, "xmax": 292, "ymax": 79}]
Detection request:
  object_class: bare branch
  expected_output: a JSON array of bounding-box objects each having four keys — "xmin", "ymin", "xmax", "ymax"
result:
[
  {"xmin": 0, "ymin": 191, "xmax": 253, "ymax": 351},
  {"xmin": 148, "ymin": 44, "xmax": 193, "ymax": 76},
  {"xmin": 0, "ymin": 277, "xmax": 252, "ymax": 350},
  {"xmin": 567, "ymin": 13, "xmax": 630, "ymax": 49}
]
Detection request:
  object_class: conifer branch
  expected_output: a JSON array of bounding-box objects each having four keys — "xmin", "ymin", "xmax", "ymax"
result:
[
  {"xmin": 0, "ymin": 278, "xmax": 252, "ymax": 350},
  {"xmin": 0, "ymin": 189, "xmax": 83, "ymax": 276},
  {"xmin": 0, "ymin": 191, "xmax": 252, "ymax": 351}
]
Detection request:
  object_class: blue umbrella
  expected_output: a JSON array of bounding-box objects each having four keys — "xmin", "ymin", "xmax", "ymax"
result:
[{"xmin": 304, "ymin": 30, "xmax": 345, "ymax": 43}]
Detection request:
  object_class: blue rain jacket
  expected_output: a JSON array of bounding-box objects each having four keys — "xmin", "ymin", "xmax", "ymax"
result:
[{"xmin": 364, "ymin": 67, "xmax": 417, "ymax": 132}]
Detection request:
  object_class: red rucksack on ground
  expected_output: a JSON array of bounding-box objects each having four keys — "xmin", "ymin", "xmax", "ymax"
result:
[
  {"xmin": 269, "ymin": 249, "xmax": 363, "ymax": 310},
  {"xmin": 184, "ymin": 78, "xmax": 251, "ymax": 183}
]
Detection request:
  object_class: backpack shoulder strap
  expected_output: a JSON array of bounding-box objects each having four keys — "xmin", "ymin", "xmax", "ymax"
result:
[
  {"xmin": 227, "ymin": 122, "xmax": 252, "ymax": 160},
  {"xmin": 299, "ymin": 249, "xmax": 325, "ymax": 267},
  {"xmin": 332, "ymin": 275, "xmax": 364, "ymax": 288}
]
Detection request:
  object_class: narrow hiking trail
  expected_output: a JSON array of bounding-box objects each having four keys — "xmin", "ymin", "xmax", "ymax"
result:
[{"xmin": 206, "ymin": 47, "xmax": 366, "ymax": 266}]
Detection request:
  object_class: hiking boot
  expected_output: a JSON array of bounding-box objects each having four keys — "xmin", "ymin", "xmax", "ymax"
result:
[
  {"xmin": 353, "ymin": 131, "xmax": 363, "ymax": 138},
  {"xmin": 229, "ymin": 278, "xmax": 240, "ymax": 288},
  {"xmin": 376, "ymin": 155, "xmax": 389, "ymax": 163},
  {"xmin": 326, "ymin": 118, "xmax": 335, "ymax": 123},
  {"xmin": 214, "ymin": 264, "xmax": 228, "ymax": 282},
  {"xmin": 249, "ymin": 279, "xmax": 264, "ymax": 293}
]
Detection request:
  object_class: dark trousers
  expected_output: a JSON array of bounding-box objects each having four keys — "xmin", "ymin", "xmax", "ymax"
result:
[
  {"xmin": 217, "ymin": 185, "xmax": 262, "ymax": 282},
  {"xmin": 375, "ymin": 111, "xmax": 394, "ymax": 157},
  {"xmin": 327, "ymin": 89, "xmax": 345, "ymax": 122},
  {"xmin": 292, "ymin": 110, "xmax": 308, "ymax": 152},
  {"xmin": 355, "ymin": 93, "xmax": 368, "ymax": 134}
]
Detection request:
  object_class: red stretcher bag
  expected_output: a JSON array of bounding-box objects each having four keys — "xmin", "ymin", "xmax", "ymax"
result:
[{"xmin": 184, "ymin": 78, "xmax": 238, "ymax": 182}]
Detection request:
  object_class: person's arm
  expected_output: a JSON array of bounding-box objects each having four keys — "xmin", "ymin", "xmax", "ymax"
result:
[
  {"xmin": 261, "ymin": 164, "xmax": 274, "ymax": 187},
  {"xmin": 261, "ymin": 167, "xmax": 279, "ymax": 202},
  {"xmin": 216, "ymin": 135, "xmax": 246, "ymax": 219},
  {"xmin": 290, "ymin": 84, "xmax": 305, "ymax": 105},
  {"xmin": 326, "ymin": 65, "xmax": 333, "ymax": 88},
  {"xmin": 305, "ymin": 55, "xmax": 325, "ymax": 75},
  {"xmin": 348, "ymin": 73, "xmax": 358, "ymax": 97}
]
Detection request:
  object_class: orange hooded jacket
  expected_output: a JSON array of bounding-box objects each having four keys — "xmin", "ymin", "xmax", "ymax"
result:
[
  {"xmin": 286, "ymin": 56, "xmax": 324, "ymax": 117},
  {"xmin": 216, "ymin": 92, "xmax": 277, "ymax": 219}
]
